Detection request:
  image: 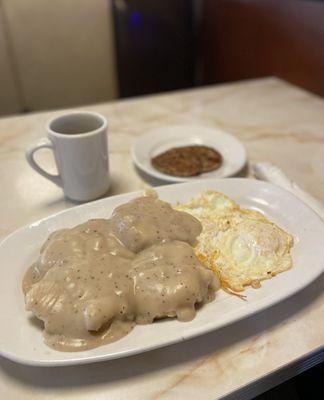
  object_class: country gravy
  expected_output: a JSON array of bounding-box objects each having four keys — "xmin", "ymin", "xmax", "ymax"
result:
[{"xmin": 22, "ymin": 193, "xmax": 219, "ymax": 351}]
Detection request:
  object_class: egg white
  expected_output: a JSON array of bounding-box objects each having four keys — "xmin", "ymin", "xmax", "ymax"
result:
[{"xmin": 177, "ymin": 191, "xmax": 293, "ymax": 292}]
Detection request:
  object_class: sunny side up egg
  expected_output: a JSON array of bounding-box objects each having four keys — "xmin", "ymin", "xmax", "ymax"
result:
[{"xmin": 176, "ymin": 191, "xmax": 293, "ymax": 292}]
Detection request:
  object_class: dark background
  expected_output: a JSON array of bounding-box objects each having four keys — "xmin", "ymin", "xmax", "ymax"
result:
[
  {"xmin": 113, "ymin": 0, "xmax": 196, "ymax": 97},
  {"xmin": 113, "ymin": 0, "xmax": 324, "ymax": 98}
]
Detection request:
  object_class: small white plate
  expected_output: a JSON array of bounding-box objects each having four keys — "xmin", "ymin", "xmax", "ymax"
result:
[
  {"xmin": 0, "ymin": 179, "xmax": 323, "ymax": 367},
  {"xmin": 132, "ymin": 125, "xmax": 247, "ymax": 182}
]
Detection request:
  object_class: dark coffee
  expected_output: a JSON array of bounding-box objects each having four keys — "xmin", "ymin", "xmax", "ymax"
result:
[{"xmin": 50, "ymin": 113, "xmax": 104, "ymax": 135}]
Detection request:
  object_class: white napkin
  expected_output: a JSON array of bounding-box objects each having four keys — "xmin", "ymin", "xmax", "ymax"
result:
[{"xmin": 252, "ymin": 162, "xmax": 324, "ymax": 220}]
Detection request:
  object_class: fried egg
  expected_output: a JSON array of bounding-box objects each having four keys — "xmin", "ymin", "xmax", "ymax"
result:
[{"xmin": 176, "ymin": 190, "xmax": 293, "ymax": 292}]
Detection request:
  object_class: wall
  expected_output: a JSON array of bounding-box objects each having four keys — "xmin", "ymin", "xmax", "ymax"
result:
[
  {"xmin": 0, "ymin": 2, "xmax": 21, "ymax": 115},
  {"xmin": 0, "ymin": 0, "xmax": 118, "ymax": 116},
  {"xmin": 202, "ymin": 0, "xmax": 324, "ymax": 97}
]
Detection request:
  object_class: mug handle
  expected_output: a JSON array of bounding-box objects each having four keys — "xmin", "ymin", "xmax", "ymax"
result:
[{"xmin": 25, "ymin": 138, "xmax": 62, "ymax": 187}]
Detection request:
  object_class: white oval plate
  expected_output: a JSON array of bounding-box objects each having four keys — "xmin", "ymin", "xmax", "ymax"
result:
[
  {"xmin": 0, "ymin": 179, "xmax": 323, "ymax": 367},
  {"xmin": 132, "ymin": 125, "xmax": 247, "ymax": 182}
]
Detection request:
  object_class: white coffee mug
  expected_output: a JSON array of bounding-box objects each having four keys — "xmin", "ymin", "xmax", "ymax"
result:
[{"xmin": 26, "ymin": 111, "xmax": 110, "ymax": 202}]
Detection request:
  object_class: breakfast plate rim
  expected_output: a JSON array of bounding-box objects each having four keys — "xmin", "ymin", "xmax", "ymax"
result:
[{"xmin": 0, "ymin": 178, "xmax": 323, "ymax": 367}]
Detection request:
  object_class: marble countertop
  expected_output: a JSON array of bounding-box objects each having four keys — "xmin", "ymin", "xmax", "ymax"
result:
[{"xmin": 0, "ymin": 77, "xmax": 323, "ymax": 399}]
